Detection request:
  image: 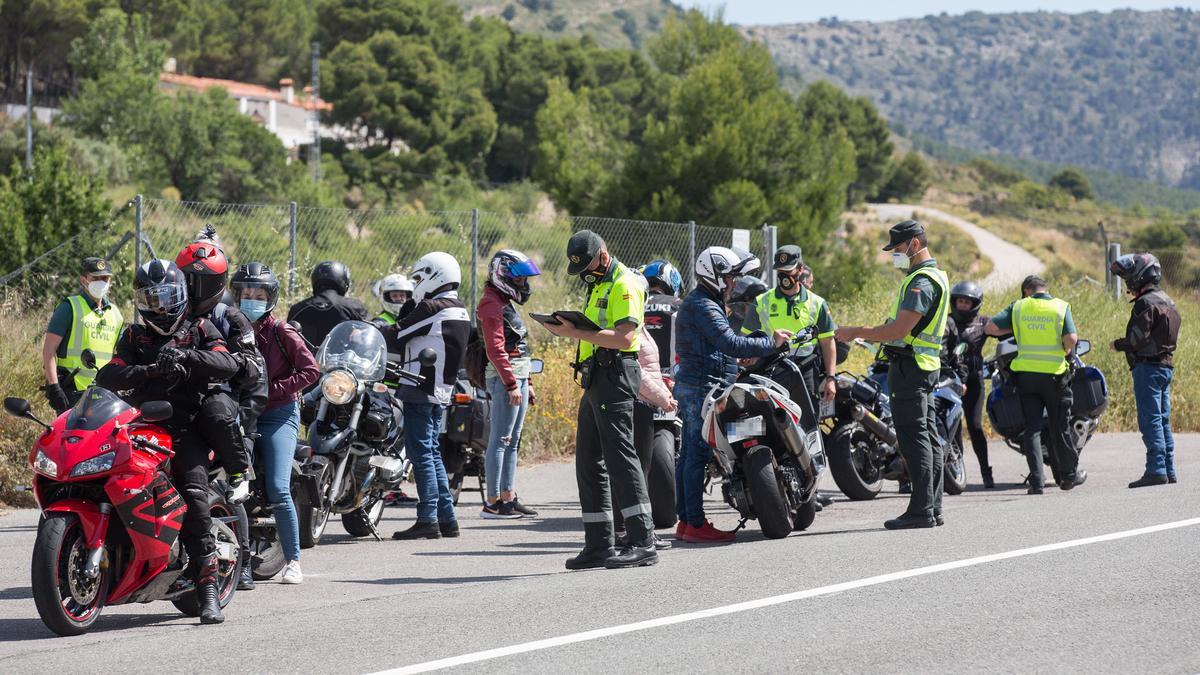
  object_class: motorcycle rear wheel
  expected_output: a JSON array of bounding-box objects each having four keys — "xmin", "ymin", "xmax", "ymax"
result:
[
  {"xmin": 943, "ymin": 435, "xmax": 968, "ymax": 496},
  {"xmin": 173, "ymin": 500, "xmax": 241, "ymax": 617},
  {"xmin": 648, "ymin": 429, "xmax": 678, "ymax": 529},
  {"xmin": 827, "ymin": 425, "xmax": 884, "ymax": 501},
  {"xmin": 792, "ymin": 500, "xmax": 817, "ymax": 531},
  {"xmin": 32, "ymin": 513, "xmax": 109, "ymax": 636},
  {"xmin": 251, "ymin": 536, "xmax": 286, "ymax": 581},
  {"xmin": 745, "ymin": 445, "xmax": 792, "ymax": 540}
]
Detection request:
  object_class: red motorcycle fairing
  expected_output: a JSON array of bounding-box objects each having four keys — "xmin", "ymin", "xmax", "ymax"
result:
[
  {"xmin": 42, "ymin": 499, "xmax": 109, "ymax": 551},
  {"xmin": 106, "ymin": 469, "xmax": 186, "ymax": 604}
]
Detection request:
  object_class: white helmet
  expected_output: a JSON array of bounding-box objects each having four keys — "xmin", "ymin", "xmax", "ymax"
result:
[
  {"xmin": 372, "ymin": 273, "xmax": 414, "ymax": 315},
  {"xmin": 730, "ymin": 246, "xmax": 761, "ymax": 277},
  {"xmin": 410, "ymin": 252, "xmax": 461, "ymax": 301},
  {"xmin": 695, "ymin": 246, "xmax": 742, "ymax": 294}
]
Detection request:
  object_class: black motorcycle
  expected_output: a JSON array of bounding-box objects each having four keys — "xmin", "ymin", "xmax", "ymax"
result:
[
  {"xmin": 442, "ymin": 360, "xmax": 544, "ymax": 505},
  {"xmin": 294, "ymin": 321, "xmax": 432, "ymax": 547}
]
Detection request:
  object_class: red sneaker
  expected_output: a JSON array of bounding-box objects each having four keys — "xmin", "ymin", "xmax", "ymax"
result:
[
  {"xmin": 675, "ymin": 520, "xmax": 687, "ymax": 539},
  {"xmin": 682, "ymin": 520, "xmax": 736, "ymax": 543}
]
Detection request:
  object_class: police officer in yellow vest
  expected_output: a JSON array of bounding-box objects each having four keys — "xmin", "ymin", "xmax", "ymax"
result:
[
  {"xmin": 544, "ymin": 230, "xmax": 659, "ymax": 571},
  {"xmin": 836, "ymin": 221, "xmax": 950, "ymax": 530},
  {"xmin": 741, "ymin": 245, "xmax": 838, "ymax": 404},
  {"xmin": 986, "ymin": 275, "xmax": 1088, "ymax": 494},
  {"xmin": 42, "ymin": 257, "xmax": 124, "ymax": 413}
]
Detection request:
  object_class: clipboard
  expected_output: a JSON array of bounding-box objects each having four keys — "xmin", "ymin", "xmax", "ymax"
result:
[{"xmin": 529, "ymin": 310, "xmax": 601, "ymax": 332}]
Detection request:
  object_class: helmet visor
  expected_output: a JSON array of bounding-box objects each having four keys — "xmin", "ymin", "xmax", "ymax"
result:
[
  {"xmin": 506, "ymin": 259, "xmax": 541, "ymax": 278},
  {"xmin": 136, "ymin": 283, "xmax": 187, "ymax": 313}
]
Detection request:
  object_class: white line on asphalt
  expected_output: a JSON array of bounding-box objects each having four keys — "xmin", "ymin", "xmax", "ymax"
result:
[{"xmin": 373, "ymin": 517, "xmax": 1200, "ymax": 674}]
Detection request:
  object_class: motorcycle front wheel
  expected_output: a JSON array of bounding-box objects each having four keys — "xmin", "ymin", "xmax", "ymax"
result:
[
  {"xmin": 251, "ymin": 535, "xmax": 286, "ymax": 581},
  {"xmin": 32, "ymin": 513, "xmax": 110, "ymax": 636},
  {"xmin": 792, "ymin": 500, "xmax": 817, "ymax": 531},
  {"xmin": 342, "ymin": 494, "xmax": 386, "ymax": 537},
  {"xmin": 745, "ymin": 445, "xmax": 792, "ymax": 540},
  {"xmin": 827, "ymin": 425, "xmax": 884, "ymax": 501},
  {"xmin": 943, "ymin": 435, "xmax": 968, "ymax": 496},
  {"xmin": 298, "ymin": 468, "xmax": 334, "ymax": 549}
]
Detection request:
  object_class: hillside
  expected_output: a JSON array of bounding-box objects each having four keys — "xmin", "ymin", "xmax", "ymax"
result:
[
  {"xmin": 746, "ymin": 9, "xmax": 1200, "ymax": 190},
  {"xmin": 453, "ymin": 0, "xmax": 681, "ymax": 49}
]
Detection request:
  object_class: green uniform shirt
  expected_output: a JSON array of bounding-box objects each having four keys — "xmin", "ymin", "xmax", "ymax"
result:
[
  {"xmin": 578, "ymin": 260, "xmax": 643, "ymax": 362},
  {"xmin": 742, "ymin": 287, "xmax": 836, "ymax": 354}
]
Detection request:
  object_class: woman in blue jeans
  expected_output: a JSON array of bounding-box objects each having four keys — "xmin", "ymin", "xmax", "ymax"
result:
[
  {"xmin": 476, "ymin": 250, "xmax": 542, "ymax": 519},
  {"xmin": 232, "ymin": 263, "xmax": 320, "ymax": 584}
]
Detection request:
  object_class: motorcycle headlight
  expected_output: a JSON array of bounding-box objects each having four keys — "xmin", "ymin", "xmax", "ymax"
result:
[
  {"xmin": 32, "ymin": 450, "xmax": 58, "ymax": 477},
  {"xmin": 322, "ymin": 370, "xmax": 358, "ymax": 405},
  {"xmin": 69, "ymin": 450, "xmax": 116, "ymax": 477}
]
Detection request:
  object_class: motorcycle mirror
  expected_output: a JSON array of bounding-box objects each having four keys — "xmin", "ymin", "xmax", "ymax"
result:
[
  {"xmin": 4, "ymin": 396, "xmax": 31, "ymax": 418},
  {"xmin": 139, "ymin": 401, "xmax": 173, "ymax": 423},
  {"xmin": 529, "ymin": 359, "xmax": 545, "ymax": 375},
  {"xmin": 80, "ymin": 349, "xmax": 98, "ymax": 370},
  {"xmin": 417, "ymin": 348, "xmax": 438, "ymax": 368},
  {"xmin": 1075, "ymin": 339, "xmax": 1091, "ymax": 357}
]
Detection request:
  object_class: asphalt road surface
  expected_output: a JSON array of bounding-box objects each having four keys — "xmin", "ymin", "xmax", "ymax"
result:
[{"xmin": 1, "ymin": 433, "xmax": 1197, "ymax": 674}]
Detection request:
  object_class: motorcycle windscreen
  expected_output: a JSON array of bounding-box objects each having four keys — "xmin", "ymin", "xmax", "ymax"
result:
[
  {"xmin": 315, "ymin": 320, "xmax": 388, "ymax": 382},
  {"xmin": 66, "ymin": 388, "xmax": 133, "ymax": 431}
]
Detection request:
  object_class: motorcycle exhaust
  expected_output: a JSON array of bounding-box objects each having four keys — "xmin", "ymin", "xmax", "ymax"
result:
[{"xmin": 851, "ymin": 404, "xmax": 897, "ymax": 447}]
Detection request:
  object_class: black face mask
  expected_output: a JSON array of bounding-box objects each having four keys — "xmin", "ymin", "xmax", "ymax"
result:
[
  {"xmin": 779, "ymin": 273, "xmax": 798, "ymax": 291},
  {"xmin": 580, "ymin": 255, "xmax": 609, "ymax": 285}
]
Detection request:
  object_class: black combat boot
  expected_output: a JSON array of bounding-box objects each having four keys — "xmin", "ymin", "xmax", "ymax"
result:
[
  {"xmin": 198, "ymin": 552, "xmax": 225, "ymax": 625},
  {"xmin": 238, "ymin": 549, "xmax": 255, "ymax": 591},
  {"xmin": 981, "ymin": 466, "xmax": 995, "ymax": 489}
]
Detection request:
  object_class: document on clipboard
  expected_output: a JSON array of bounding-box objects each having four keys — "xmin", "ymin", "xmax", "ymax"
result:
[{"xmin": 529, "ymin": 311, "xmax": 601, "ymax": 332}]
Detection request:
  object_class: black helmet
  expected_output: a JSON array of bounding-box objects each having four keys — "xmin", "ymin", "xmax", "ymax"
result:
[
  {"xmin": 950, "ymin": 280, "xmax": 984, "ymax": 322},
  {"xmin": 727, "ymin": 275, "xmax": 768, "ymax": 305},
  {"xmin": 232, "ymin": 262, "xmax": 281, "ymax": 313},
  {"xmin": 134, "ymin": 259, "xmax": 189, "ymax": 335},
  {"xmin": 311, "ymin": 260, "xmax": 351, "ymax": 296},
  {"xmin": 1111, "ymin": 253, "xmax": 1161, "ymax": 291}
]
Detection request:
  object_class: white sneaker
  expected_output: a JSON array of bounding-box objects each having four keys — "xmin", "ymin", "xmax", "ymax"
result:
[{"xmin": 281, "ymin": 560, "xmax": 303, "ymax": 585}]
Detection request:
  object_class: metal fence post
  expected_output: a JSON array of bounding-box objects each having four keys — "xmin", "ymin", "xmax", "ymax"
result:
[
  {"xmin": 289, "ymin": 202, "xmax": 298, "ymax": 297},
  {"xmin": 134, "ymin": 194, "xmax": 143, "ymax": 270},
  {"xmin": 1108, "ymin": 243, "xmax": 1122, "ymax": 299},
  {"xmin": 471, "ymin": 208, "xmax": 479, "ymax": 314},
  {"xmin": 687, "ymin": 220, "xmax": 697, "ymax": 290},
  {"xmin": 764, "ymin": 223, "xmax": 778, "ymax": 286}
]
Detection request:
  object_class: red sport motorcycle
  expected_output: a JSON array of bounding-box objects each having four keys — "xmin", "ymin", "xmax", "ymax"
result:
[{"xmin": 5, "ymin": 387, "xmax": 242, "ymax": 636}]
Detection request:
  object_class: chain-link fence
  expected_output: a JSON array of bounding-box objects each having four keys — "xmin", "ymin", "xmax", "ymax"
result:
[{"xmin": 2, "ymin": 195, "xmax": 772, "ymax": 318}]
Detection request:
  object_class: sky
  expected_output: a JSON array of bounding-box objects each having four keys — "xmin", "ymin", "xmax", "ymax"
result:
[{"xmin": 674, "ymin": 1, "xmax": 1200, "ymax": 25}]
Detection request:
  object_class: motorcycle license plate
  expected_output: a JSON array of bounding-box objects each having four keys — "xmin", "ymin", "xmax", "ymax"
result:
[{"xmin": 726, "ymin": 416, "xmax": 764, "ymax": 443}]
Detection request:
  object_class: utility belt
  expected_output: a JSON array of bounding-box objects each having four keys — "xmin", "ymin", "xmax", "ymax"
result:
[
  {"xmin": 573, "ymin": 348, "xmax": 637, "ymax": 389},
  {"xmin": 882, "ymin": 345, "xmax": 914, "ymax": 361}
]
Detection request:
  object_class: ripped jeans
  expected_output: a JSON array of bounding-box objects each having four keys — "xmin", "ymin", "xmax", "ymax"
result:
[{"xmin": 485, "ymin": 376, "xmax": 529, "ymax": 500}]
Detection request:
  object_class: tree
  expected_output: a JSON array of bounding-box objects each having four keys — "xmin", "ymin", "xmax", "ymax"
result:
[
  {"xmin": 533, "ymin": 80, "xmax": 630, "ymax": 214},
  {"xmin": 796, "ymin": 80, "xmax": 894, "ymax": 205},
  {"xmin": 169, "ymin": 0, "xmax": 315, "ymax": 83},
  {"xmin": 874, "ymin": 152, "xmax": 931, "ymax": 202},
  {"xmin": 1131, "ymin": 220, "xmax": 1187, "ymax": 251},
  {"xmin": 0, "ymin": 145, "xmax": 110, "ymax": 276},
  {"xmin": 1047, "ymin": 167, "xmax": 1094, "ymax": 200}
]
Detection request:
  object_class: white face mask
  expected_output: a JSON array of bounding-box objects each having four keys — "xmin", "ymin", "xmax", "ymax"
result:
[
  {"xmin": 87, "ymin": 279, "xmax": 110, "ymax": 299},
  {"xmin": 891, "ymin": 252, "xmax": 910, "ymax": 270}
]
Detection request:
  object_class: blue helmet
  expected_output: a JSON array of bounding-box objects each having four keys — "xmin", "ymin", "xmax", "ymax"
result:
[{"xmin": 639, "ymin": 259, "xmax": 682, "ymax": 297}]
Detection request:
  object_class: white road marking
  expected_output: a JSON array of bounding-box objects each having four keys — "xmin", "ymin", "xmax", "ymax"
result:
[{"xmin": 373, "ymin": 517, "xmax": 1200, "ymax": 674}]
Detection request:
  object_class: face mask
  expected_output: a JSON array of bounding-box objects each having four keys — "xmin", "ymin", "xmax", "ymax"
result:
[
  {"xmin": 580, "ymin": 255, "xmax": 609, "ymax": 285},
  {"xmin": 240, "ymin": 299, "xmax": 269, "ymax": 322},
  {"xmin": 779, "ymin": 273, "xmax": 797, "ymax": 290},
  {"xmin": 86, "ymin": 280, "xmax": 110, "ymax": 299},
  {"xmin": 891, "ymin": 252, "xmax": 911, "ymax": 270}
]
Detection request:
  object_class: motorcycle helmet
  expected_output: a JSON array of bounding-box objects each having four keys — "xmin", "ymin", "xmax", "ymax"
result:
[
  {"xmin": 730, "ymin": 246, "xmax": 761, "ymax": 277},
  {"xmin": 134, "ymin": 259, "xmax": 189, "ymax": 336},
  {"xmin": 488, "ymin": 250, "xmax": 541, "ymax": 305},
  {"xmin": 231, "ymin": 262, "xmax": 281, "ymax": 313},
  {"xmin": 372, "ymin": 274, "xmax": 414, "ymax": 315},
  {"xmin": 950, "ymin": 280, "xmax": 984, "ymax": 322},
  {"xmin": 1110, "ymin": 253, "xmax": 1162, "ymax": 292},
  {"xmin": 639, "ymin": 259, "xmax": 682, "ymax": 297},
  {"xmin": 175, "ymin": 239, "xmax": 229, "ymax": 316},
  {"xmin": 311, "ymin": 260, "xmax": 351, "ymax": 296},
  {"xmin": 727, "ymin": 275, "xmax": 768, "ymax": 305},
  {"xmin": 695, "ymin": 246, "xmax": 741, "ymax": 295},
  {"xmin": 410, "ymin": 252, "xmax": 461, "ymax": 302}
]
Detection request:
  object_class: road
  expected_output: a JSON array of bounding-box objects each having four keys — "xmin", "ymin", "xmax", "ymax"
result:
[
  {"xmin": 868, "ymin": 203, "xmax": 1046, "ymax": 292},
  {"xmin": 1, "ymin": 433, "xmax": 1197, "ymax": 673}
]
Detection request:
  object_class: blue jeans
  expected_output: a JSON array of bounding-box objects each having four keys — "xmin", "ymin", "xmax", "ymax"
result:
[
  {"xmin": 257, "ymin": 403, "xmax": 301, "ymax": 561},
  {"xmin": 485, "ymin": 376, "xmax": 529, "ymax": 500},
  {"xmin": 1133, "ymin": 364, "xmax": 1175, "ymax": 478},
  {"xmin": 404, "ymin": 401, "xmax": 456, "ymax": 523},
  {"xmin": 675, "ymin": 383, "xmax": 712, "ymax": 527}
]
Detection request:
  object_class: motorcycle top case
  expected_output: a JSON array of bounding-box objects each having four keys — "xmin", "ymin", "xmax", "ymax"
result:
[
  {"xmin": 987, "ymin": 382, "xmax": 1025, "ymax": 438},
  {"xmin": 1070, "ymin": 366, "xmax": 1108, "ymax": 418}
]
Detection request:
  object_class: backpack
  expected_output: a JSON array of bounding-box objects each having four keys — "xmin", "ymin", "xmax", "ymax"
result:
[{"xmin": 464, "ymin": 326, "xmax": 488, "ymax": 390}]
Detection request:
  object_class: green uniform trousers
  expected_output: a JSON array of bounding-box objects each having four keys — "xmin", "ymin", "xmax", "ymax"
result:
[
  {"xmin": 889, "ymin": 355, "xmax": 943, "ymax": 518},
  {"xmin": 575, "ymin": 353, "xmax": 654, "ymax": 549}
]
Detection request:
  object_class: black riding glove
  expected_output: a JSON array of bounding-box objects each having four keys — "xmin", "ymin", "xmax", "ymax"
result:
[{"xmin": 44, "ymin": 383, "xmax": 71, "ymax": 414}]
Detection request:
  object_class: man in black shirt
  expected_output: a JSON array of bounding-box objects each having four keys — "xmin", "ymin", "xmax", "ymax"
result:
[{"xmin": 287, "ymin": 261, "xmax": 368, "ymax": 347}]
